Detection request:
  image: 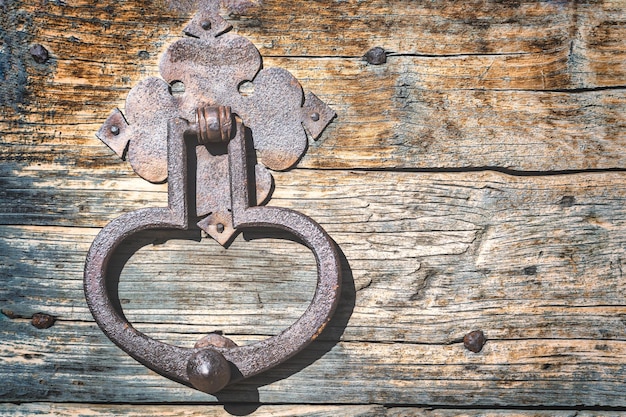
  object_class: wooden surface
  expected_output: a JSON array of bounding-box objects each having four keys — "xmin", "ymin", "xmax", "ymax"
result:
[
  {"xmin": 5, "ymin": 404, "xmax": 626, "ymax": 417},
  {"xmin": 1, "ymin": 0, "xmax": 625, "ymax": 415}
]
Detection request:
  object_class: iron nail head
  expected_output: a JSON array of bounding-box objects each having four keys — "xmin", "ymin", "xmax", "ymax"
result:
[
  {"xmin": 463, "ymin": 330, "xmax": 486, "ymax": 353},
  {"xmin": 29, "ymin": 44, "xmax": 49, "ymax": 64},
  {"xmin": 364, "ymin": 46, "xmax": 387, "ymax": 65}
]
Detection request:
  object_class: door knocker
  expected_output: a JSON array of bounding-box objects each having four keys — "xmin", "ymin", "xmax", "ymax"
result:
[{"xmin": 84, "ymin": 6, "xmax": 341, "ymax": 394}]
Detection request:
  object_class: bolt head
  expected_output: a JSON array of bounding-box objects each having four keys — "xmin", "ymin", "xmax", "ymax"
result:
[
  {"xmin": 201, "ymin": 21, "xmax": 212, "ymax": 30},
  {"xmin": 187, "ymin": 349, "xmax": 231, "ymax": 394},
  {"xmin": 310, "ymin": 112, "xmax": 320, "ymax": 122},
  {"xmin": 110, "ymin": 125, "xmax": 120, "ymax": 136}
]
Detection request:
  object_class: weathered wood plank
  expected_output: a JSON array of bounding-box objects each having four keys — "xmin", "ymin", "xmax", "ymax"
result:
[
  {"xmin": 1, "ymin": 1, "xmax": 624, "ymax": 171},
  {"xmin": 231, "ymin": 0, "xmax": 626, "ymax": 62},
  {"xmin": 1, "ymin": 317, "xmax": 625, "ymax": 405},
  {"xmin": 22, "ymin": 0, "xmax": 626, "ymax": 60},
  {"xmin": 0, "ymin": 404, "xmax": 384, "ymax": 416},
  {"xmin": 1, "ymin": 171, "xmax": 625, "ymax": 405},
  {"xmin": 2, "ymin": 0, "xmax": 626, "ymax": 410},
  {"xmin": 3, "ymin": 85, "xmax": 624, "ymax": 171},
  {"xmin": 2, "ymin": 170, "xmax": 625, "ymax": 340},
  {"xmin": 1, "ymin": 403, "xmax": 623, "ymax": 417}
]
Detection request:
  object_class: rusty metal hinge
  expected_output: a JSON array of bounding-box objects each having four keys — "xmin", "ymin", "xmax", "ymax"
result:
[{"xmin": 84, "ymin": 6, "xmax": 341, "ymax": 394}]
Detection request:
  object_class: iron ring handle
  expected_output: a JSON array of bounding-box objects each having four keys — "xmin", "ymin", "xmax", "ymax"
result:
[{"xmin": 84, "ymin": 118, "xmax": 341, "ymax": 394}]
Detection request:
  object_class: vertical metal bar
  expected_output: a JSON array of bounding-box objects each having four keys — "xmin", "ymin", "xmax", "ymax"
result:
[
  {"xmin": 227, "ymin": 121, "xmax": 251, "ymax": 224},
  {"xmin": 167, "ymin": 118, "xmax": 190, "ymax": 229}
]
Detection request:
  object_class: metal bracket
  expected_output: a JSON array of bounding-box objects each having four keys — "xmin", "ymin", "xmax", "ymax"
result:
[{"xmin": 84, "ymin": 6, "xmax": 340, "ymax": 394}]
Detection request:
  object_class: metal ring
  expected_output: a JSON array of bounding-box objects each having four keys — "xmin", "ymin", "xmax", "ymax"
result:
[{"xmin": 84, "ymin": 118, "xmax": 341, "ymax": 393}]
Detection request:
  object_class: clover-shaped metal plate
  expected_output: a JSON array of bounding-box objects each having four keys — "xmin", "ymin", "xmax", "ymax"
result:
[{"xmin": 96, "ymin": 5, "xmax": 335, "ymax": 245}]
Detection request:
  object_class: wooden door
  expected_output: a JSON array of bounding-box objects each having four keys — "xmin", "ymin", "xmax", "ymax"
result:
[{"xmin": 1, "ymin": 1, "xmax": 625, "ymax": 415}]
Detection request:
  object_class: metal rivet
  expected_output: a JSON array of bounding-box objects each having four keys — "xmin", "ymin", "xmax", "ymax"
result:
[
  {"xmin": 463, "ymin": 330, "xmax": 486, "ymax": 353},
  {"xmin": 201, "ymin": 21, "xmax": 211, "ymax": 30},
  {"xmin": 216, "ymin": 223, "xmax": 225, "ymax": 233},
  {"xmin": 310, "ymin": 112, "xmax": 320, "ymax": 122},
  {"xmin": 195, "ymin": 333, "xmax": 238, "ymax": 349},
  {"xmin": 110, "ymin": 125, "xmax": 120, "ymax": 136}
]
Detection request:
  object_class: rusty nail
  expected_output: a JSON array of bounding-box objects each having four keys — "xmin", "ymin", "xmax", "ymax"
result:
[
  {"xmin": 201, "ymin": 21, "xmax": 212, "ymax": 30},
  {"xmin": 30, "ymin": 44, "xmax": 49, "ymax": 64},
  {"xmin": 31, "ymin": 313, "xmax": 55, "ymax": 329},
  {"xmin": 110, "ymin": 125, "xmax": 120, "ymax": 136},
  {"xmin": 310, "ymin": 112, "xmax": 320, "ymax": 121},
  {"xmin": 364, "ymin": 46, "xmax": 387, "ymax": 65},
  {"xmin": 463, "ymin": 330, "xmax": 486, "ymax": 353}
]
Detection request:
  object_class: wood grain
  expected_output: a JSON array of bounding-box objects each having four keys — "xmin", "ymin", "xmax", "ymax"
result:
[
  {"xmin": 1, "ymin": 0, "xmax": 624, "ymax": 171},
  {"xmin": 1, "ymin": 171, "xmax": 625, "ymax": 405},
  {"xmin": 1, "ymin": 0, "xmax": 625, "ymax": 412},
  {"xmin": 2, "ymin": 317, "xmax": 626, "ymax": 405},
  {"xmin": 5, "ymin": 403, "xmax": 624, "ymax": 417}
]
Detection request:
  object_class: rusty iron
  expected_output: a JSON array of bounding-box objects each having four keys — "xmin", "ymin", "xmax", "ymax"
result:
[
  {"xmin": 84, "ymin": 5, "xmax": 340, "ymax": 395},
  {"xmin": 29, "ymin": 44, "xmax": 49, "ymax": 64},
  {"xmin": 364, "ymin": 46, "xmax": 387, "ymax": 65},
  {"xmin": 31, "ymin": 313, "xmax": 55, "ymax": 329},
  {"xmin": 463, "ymin": 330, "xmax": 486, "ymax": 353},
  {"xmin": 196, "ymin": 105, "xmax": 233, "ymax": 144}
]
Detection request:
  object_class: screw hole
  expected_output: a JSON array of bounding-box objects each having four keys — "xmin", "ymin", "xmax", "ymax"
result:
[{"xmin": 170, "ymin": 80, "xmax": 185, "ymax": 97}]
